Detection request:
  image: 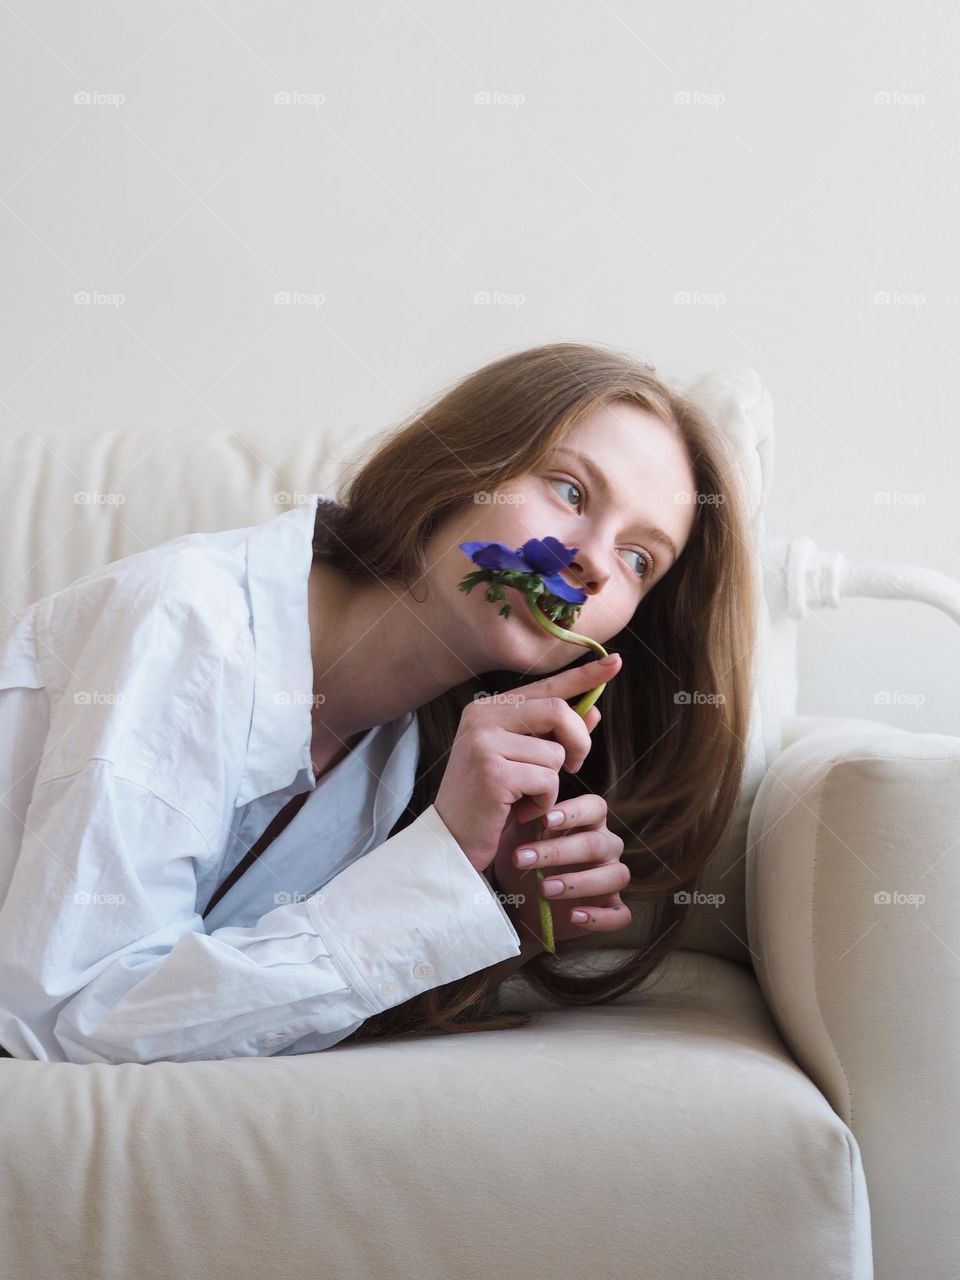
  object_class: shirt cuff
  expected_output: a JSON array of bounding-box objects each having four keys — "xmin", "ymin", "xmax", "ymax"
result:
[{"xmin": 303, "ymin": 802, "xmax": 521, "ymax": 1016}]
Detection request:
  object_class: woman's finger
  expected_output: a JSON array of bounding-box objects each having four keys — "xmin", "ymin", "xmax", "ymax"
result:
[
  {"xmin": 583, "ymin": 705, "xmax": 601, "ymax": 734},
  {"xmin": 513, "ymin": 824, "xmax": 624, "ymax": 871},
  {"xmin": 538, "ymin": 860, "xmax": 632, "ymax": 900},
  {"xmin": 530, "ymin": 792, "xmax": 609, "ymax": 837},
  {"xmin": 567, "ymin": 897, "xmax": 632, "ymax": 932}
]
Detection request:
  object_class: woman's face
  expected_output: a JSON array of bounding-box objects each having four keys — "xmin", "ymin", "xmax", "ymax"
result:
[{"xmin": 427, "ymin": 400, "xmax": 699, "ymax": 677}]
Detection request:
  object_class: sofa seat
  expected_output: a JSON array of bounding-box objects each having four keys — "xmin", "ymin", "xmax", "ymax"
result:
[{"xmin": 0, "ymin": 948, "xmax": 870, "ymax": 1280}]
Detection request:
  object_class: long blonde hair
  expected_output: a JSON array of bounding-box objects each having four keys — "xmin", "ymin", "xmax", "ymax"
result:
[{"xmin": 313, "ymin": 342, "xmax": 760, "ymax": 1045}]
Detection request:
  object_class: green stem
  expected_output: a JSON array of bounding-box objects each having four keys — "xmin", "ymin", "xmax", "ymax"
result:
[{"xmin": 524, "ymin": 597, "xmax": 609, "ymax": 955}]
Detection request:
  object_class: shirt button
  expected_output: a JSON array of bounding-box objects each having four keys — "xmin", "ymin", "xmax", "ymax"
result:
[
  {"xmin": 413, "ymin": 962, "xmax": 434, "ymax": 979},
  {"xmin": 379, "ymin": 978, "xmax": 399, "ymax": 998}
]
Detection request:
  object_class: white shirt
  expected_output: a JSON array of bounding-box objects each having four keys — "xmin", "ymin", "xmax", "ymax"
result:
[{"xmin": 0, "ymin": 494, "xmax": 520, "ymax": 1064}]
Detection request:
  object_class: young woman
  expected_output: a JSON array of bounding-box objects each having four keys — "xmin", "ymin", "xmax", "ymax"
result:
[{"xmin": 0, "ymin": 342, "xmax": 758, "ymax": 1063}]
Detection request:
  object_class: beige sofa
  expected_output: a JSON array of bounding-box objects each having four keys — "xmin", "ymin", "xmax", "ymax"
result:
[{"xmin": 1, "ymin": 373, "xmax": 956, "ymax": 1280}]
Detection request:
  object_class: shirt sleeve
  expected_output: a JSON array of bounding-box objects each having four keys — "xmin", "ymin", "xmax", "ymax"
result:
[{"xmin": 0, "ymin": 759, "xmax": 520, "ymax": 1064}]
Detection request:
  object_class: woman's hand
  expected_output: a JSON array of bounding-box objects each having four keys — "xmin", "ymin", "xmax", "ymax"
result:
[
  {"xmin": 491, "ymin": 790, "xmax": 632, "ymax": 949},
  {"xmin": 434, "ymin": 652, "xmax": 622, "ymax": 874}
]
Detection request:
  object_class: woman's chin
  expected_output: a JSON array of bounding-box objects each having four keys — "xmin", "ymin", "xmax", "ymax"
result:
[
  {"xmin": 489, "ymin": 624, "xmax": 574, "ymax": 675},
  {"xmin": 471, "ymin": 588, "xmax": 589, "ymax": 673}
]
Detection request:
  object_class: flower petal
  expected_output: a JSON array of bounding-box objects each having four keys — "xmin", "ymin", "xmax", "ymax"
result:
[
  {"xmin": 520, "ymin": 536, "xmax": 579, "ymax": 574},
  {"xmin": 542, "ymin": 573, "xmax": 588, "ymax": 603},
  {"xmin": 458, "ymin": 540, "xmax": 530, "ymax": 571}
]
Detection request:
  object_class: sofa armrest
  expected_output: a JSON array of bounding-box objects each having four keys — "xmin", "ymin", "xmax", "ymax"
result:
[{"xmin": 746, "ymin": 716, "xmax": 960, "ymax": 1280}]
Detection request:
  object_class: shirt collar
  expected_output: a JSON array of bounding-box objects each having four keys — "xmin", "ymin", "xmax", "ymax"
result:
[
  {"xmin": 236, "ymin": 491, "xmax": 418, "ymax": 810},
  {"xmin": 235, "ymin": 493, "xmax": 328, "ymax": 807}
]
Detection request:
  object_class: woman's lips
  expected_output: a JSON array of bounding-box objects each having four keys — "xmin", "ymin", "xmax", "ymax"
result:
[{"xmin": 505, "ymin": 585, "xmax": 578, "ymax": 636}]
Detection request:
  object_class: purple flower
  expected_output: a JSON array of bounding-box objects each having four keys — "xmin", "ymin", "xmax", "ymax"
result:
[{"xmin": 458, "ymin": 536, "xmax": 587, "ymax": 604}]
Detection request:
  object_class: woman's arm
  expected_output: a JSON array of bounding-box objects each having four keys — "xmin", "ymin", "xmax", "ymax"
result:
[
  {"xmin": 481, "ymin": 933, "xmax": 546, "ymax": 989},
  {"xmin": 479, "ymin": 865, "xmax": 547, "ymax": 990},
  {"xmin": 0, "ymin": 554, "xmax": 522, "ymax": 1064},
  {"xmin": 0, "ymin": 762, "xmax": 522, "ymax": 1064}
]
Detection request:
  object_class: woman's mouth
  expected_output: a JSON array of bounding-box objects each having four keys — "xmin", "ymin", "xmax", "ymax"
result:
[{"xmin": 504, "ymin": 585, "xmax": 577, "ymax": 635}]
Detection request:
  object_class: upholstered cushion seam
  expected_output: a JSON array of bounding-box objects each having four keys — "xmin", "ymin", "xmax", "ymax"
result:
[{"xmin": 812, "ymin": 765, "xmax": 855, "ymax": 1128}]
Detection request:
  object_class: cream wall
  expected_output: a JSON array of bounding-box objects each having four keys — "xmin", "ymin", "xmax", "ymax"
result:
[{"xmin": 1, "ymin": 1, "xmax": 958, "ymax": 731}]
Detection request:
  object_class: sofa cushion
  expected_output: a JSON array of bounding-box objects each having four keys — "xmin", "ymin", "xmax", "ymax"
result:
[{"xmin": 0, "ymin": 949, "xmax": 870, "ymax": 1280}]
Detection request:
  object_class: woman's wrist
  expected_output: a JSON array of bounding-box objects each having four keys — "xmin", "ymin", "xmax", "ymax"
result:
[{"xmin": 488, "ymin": 855, "xmax": 549, "ymax": 955}]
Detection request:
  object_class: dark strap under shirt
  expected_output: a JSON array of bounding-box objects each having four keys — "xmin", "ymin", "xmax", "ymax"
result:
[
  {"xmin": 201, "ymin": 789, "xmax": 312, "ymax": 920},
  {"xmin": 200, "ymin": 500, "xmax": 337, "ymax": 924}
]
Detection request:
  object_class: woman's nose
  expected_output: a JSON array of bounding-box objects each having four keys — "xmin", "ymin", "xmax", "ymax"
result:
[{"xmin": 566, "ymin": 558, "xmax": 604, "ymax": 595}]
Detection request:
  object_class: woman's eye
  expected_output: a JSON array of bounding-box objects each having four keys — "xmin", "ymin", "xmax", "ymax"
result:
[
  {"xmin": 621, "ymin": 548, "xmax": 653, "ymax": 580},
  {"xmin": 548, "ymin": 477, "xmax": 653, "ymax": 581},
  {"xmin": 548, "ymin": 477, "xmax": 583, "ymax": 509}
]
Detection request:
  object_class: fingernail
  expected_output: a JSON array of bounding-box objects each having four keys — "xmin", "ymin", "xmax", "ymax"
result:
[
  {"xmin": 572, "ymin": 910, "xmax": 588, "ymax": 922},
  {"xmin": 600, "ymin": 653, "xmax": 619, "ymax": 665},
  {"xmin": 515, "ymin": 849, "xmax": 537, "ymax": 866},
  {"xmin": 541, "ymin": 879, "xmax": 564, "ymax": 897},
  {"xmin": 545, "ymin": 809, "xmax": 564, "ymax": 826}
]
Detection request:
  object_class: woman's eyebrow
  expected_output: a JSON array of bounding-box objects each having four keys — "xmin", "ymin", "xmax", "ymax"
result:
[{"xmin": 550, "ymin": 446, "xmax": 680, "ymax": 563}]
